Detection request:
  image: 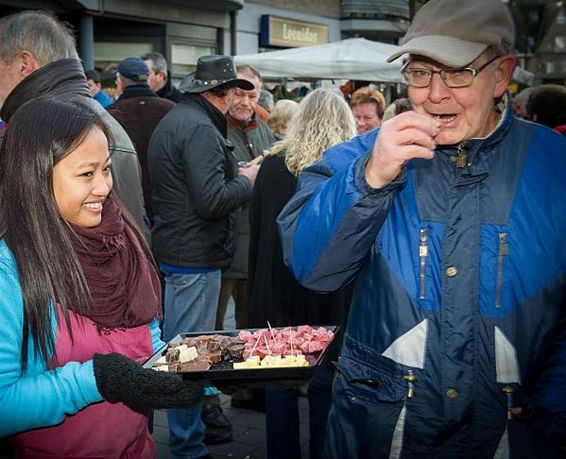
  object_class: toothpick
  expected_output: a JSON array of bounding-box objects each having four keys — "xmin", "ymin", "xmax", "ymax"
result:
[
  {"xmin": 249, "ymin": 332, "xmax": 261, "ymax": 358},
  {"xmin": 267, "ymin": 320, "xmax": 276, "ymax": 342},
  {"xmin": 290, "ymin": 329, "xmax": 294, "ymax": 355},
  {"xmin": 263, "ymin": 334, "xmax": 272, "ymax": 356}
]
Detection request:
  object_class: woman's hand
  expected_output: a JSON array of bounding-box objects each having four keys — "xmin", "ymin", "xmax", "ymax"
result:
[{"xmin": 93, "ymin": 353, "xmax": 203, "ymax": 412}]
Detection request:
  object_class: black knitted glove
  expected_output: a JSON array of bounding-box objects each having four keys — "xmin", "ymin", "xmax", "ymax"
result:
[{"xmin": 93, "ymin": 353, "xmax": 203, "ymax": 412}]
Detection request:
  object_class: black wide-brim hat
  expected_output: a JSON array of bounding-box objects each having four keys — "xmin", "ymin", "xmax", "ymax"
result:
[{"xmin": 184, "ymin": 55, "xmax": 254, "ymax": 94}]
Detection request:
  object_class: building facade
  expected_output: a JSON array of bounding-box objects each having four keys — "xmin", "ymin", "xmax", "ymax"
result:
[
  {"xmin": 233, "ymin": 0, "xmax": 410, "ymax": 55},
  {"xmin": 0, "ymin": 0, "xmax": 242, "ymax": 82},
  {"xmin": 0, "ymin": 0, "xmax": 562, "ymax": 87}
]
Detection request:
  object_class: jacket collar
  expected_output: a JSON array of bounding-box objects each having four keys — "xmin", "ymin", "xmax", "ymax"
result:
[
  {"xmin": 463, "ymin": 94, "xmax": 512, "ymax": 150},
  {"xmin": 1, "ymin": 58, "xmax": 90, "ymax": 122},
  {"xmin": 432, "ymin": 94, "xmax": 514, "ymax": 179},
  {"xmin": 186, "ymin": 93, "xmax": 228, "ymax": 138},
  {"xmin": 118, "ymin": 83, "xmax": 157, "ymax": 100},
  {"xmin": 227, "ymin": 112, "xmax": 258, "ymax": 133},
  {"xmin": 157, "ymin": 71, "xmax": 180, "ymax": 100}
]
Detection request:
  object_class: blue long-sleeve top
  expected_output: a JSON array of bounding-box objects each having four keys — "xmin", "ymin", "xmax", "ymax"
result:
[{"xmin": 0, "ymin": 239, "xmax": 164, "ymax": 436}]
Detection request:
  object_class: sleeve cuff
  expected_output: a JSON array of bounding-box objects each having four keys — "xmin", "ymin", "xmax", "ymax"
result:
[{"xmin": 354, "ymin": 151, "xmax": 407, "ymax": 196}]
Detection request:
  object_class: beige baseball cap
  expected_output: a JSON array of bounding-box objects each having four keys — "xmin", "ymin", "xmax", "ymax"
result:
[{"xmin": 387, "ymin": 0, "xmax": 515, "ymax": 67}]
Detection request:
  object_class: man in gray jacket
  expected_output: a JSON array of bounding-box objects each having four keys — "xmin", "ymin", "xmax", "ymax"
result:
[
  {"xmin": 0, "ymin": 10, "xmax": 147, "ymax": 232},
  {"xmin": 216, "ymin": 64, "xmax": 276, "ymax": 331}
]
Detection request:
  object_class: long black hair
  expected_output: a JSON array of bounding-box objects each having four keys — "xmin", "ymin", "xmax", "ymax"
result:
[{"xmin": 0, "ymin": 97, "xmax": 146, "ymax": 370}]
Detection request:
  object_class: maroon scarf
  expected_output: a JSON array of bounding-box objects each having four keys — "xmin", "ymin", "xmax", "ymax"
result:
[{"xmin": 65, "ymin": 199, "xmax": 161, "ymax": 329}]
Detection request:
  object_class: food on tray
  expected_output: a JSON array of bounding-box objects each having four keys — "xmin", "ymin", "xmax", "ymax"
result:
[
  {"xmin": 238, "ymin": 325, "xmax": 334, "ymax": 359},
  {"xmin": 150, "ymin": 325, "xmax": 334, "ymax": 374},
  {"xmin": 153, "ymin": 344, "xmax": 200, "ymax": 370},
  {"xmin": 178, "ymin": 345, "xmax": 198, "ymax": 363},
  {"xmin": 234, "ymin": 354, "xmax": 309, "ymax": 369}
]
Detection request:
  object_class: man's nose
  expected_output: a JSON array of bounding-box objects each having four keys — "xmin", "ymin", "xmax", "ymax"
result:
[
  {"xmin": 239, "ymin": 95, "xmax": 251, "ymax": 106},
  {"xmin": 428, "ymin": 73, "xmax": 451, "ymax": 102}
]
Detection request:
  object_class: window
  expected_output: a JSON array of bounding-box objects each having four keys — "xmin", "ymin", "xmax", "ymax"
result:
[
  {"xmin": 94, "ymin": 42, "xmax": 154, "ymax": 71},
  {"xmin": 170, "ymin": 44, "xmax": 215, "ymax": 77}
]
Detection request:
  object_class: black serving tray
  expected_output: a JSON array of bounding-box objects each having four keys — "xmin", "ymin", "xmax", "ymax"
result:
[{"xmin": 143, "ymin": 326, "xmax": 338, "ymax": 382}]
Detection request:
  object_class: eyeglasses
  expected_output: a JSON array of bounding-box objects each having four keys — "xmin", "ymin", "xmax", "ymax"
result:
[{"xmin": 401, "ymin": 56, "xmax": 500, "ymax": 88}]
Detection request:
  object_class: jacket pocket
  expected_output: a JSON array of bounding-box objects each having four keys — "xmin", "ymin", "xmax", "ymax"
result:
[
  {"xmin": 495, "ymin": 232, "xmax": 508, "ymax": 308},
  {"xmin": 335, "ymin": 355, "xmax": 407, "ymax": 405}
]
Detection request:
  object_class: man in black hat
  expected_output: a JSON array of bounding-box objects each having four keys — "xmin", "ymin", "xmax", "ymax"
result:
[
  {"xmin": 108, "ymin": 57, "xmax": 175, "ymax": 224},
  {"xmin": 147, "ymin": 55, "xmax": 262, "ymax": 459}
]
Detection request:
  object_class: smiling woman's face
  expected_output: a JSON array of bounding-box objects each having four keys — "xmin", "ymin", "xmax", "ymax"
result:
[
  {"xmin": 52, "ymin": 126, "xmax": 112, "ymax": 228},
  {"xmin": 407, "ymin": 54, "xmax": 510, "ymax": 145}
]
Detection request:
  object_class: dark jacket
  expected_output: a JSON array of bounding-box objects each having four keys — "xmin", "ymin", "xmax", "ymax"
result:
[
  {"xmin": 157, "ymin": 72, "xmax": 183, "ymax": 103},
  {"xmin": 248, "ymin": 153, "xmax": 351, "ymax": 361},
  {"xmin": 223, "ymin": 114, "xmax": 275, "ymax": 279},
  {"xmin": 278, "ymin": 104, "xmax": 566, "ymax": 457},
  {"xmin": 148, "ymin": 94, "xmax": 252, "ymax": 268},
  {"xmin": 108, "ymin": 84, "xmax": 175, "ymax": 223},
  {"xmin": 0, "ymin": 59, "xmax": 148, "ymax": 233}
]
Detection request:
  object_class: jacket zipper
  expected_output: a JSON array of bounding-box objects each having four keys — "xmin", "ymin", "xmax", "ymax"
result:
[
  {"xmin": 451, "ymin": 143, "xmax": 468, "ymax": 168},
  {"xmin": 496, "ymin": 232, "xmax": 508, "ymax": 308},
  {"xmin": 419, "ymin": 228, "xmax": 428, "ymax": 300}
]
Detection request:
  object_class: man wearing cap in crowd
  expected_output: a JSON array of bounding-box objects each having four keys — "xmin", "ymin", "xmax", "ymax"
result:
[
  {"xmin": 278, "ymin": 0, "xmax": 566, "ymax": 457},
  {"xmin": 147, "ymin": 55, "xmax": 262, "ymax": 459},
  {"xmin": 108, "ymin": 57, "xmax": 175, "ymax": 225}
]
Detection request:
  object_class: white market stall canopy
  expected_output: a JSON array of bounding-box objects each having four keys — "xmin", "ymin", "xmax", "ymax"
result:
[{"xmin": 234, "ymin": 37, "xmax": 403, "ymax": 82}]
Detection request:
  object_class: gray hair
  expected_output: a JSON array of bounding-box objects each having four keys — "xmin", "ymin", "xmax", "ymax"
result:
[
  {"xmin": 0, "ymin": 10, "xmax": 79, "ymax": 66},
  {"xmin": 141, "ymin": 52, "xmax": 168, "ymax": 73},
  {"xmin": 117, "ymin": 74, "xmax": 144, "ymax": 88},
  {"xmin": 514, "ymin": 87, "xmax": 534, "ymax": 105},
  {"xmin": 236, "ymin": 64, "xmax": 262, "ymax": 84},
  {"xmin": 258, "ymin": 89, "xmax": 274, "ymax": 112},
  {"xmin": 267, "ymin": 99, "xmax": 299, "ymax": 131},
  {"xmin": 382, "ymin": 98, "xmax": 412, "ymax": 121}
]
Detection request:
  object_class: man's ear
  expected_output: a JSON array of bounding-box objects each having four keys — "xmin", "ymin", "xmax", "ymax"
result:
[
  {"xmin": 494, "ymin": 55, "xmax": 517, "ymax": 98},
  {"xmin": 20, "ymin": 50, "xmax": 41, "ymax": 78}
]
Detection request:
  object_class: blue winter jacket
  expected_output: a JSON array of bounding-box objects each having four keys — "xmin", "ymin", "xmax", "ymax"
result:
[{"xmin": 278, "ymin": 106, "xmax": 566, "ymax": 458}]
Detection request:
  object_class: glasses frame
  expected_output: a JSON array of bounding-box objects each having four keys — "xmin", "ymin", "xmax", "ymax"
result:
[{"xmin": 401, "ymin": 55, "xmax": 500, "ymax": 89}]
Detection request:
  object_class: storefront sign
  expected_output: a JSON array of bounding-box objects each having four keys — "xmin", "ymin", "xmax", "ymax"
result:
[{"xmin": 260, "ymin": 15, "xmax": 329, "ymax": 48}]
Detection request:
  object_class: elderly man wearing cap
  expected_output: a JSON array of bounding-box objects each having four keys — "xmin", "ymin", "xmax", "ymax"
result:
[
  {"xmin": 278, "ymin": 0, "xmax": 566, "ymax": 457},
  {"xmin": 109, "ymin": 57, "xmax": 175, "ymax": 224},
  {"xmin": 148, "ymin": 55, "xmax": 261, "ymax": 459}
]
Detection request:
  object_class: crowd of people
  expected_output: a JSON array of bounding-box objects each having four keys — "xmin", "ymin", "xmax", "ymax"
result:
[{"xmin": 0, "ymin": 0, "xmax": 565, "ymax": 458}]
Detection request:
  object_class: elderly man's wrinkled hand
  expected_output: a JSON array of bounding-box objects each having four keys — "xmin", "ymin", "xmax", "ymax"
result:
[{"xmin": 365, "ymin": 111, "xmax": 439, "ymax": 189}]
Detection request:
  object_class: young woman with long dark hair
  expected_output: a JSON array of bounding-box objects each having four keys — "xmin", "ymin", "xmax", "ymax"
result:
[{"xmin": 0, "ymin": 97, "xmax": 201, "ymax": 458}]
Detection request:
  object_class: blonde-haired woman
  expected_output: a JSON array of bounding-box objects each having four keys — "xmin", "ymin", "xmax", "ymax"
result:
[{"xmin": 248, "ymin": 88, "xmax": 356, "ymax": 459}]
